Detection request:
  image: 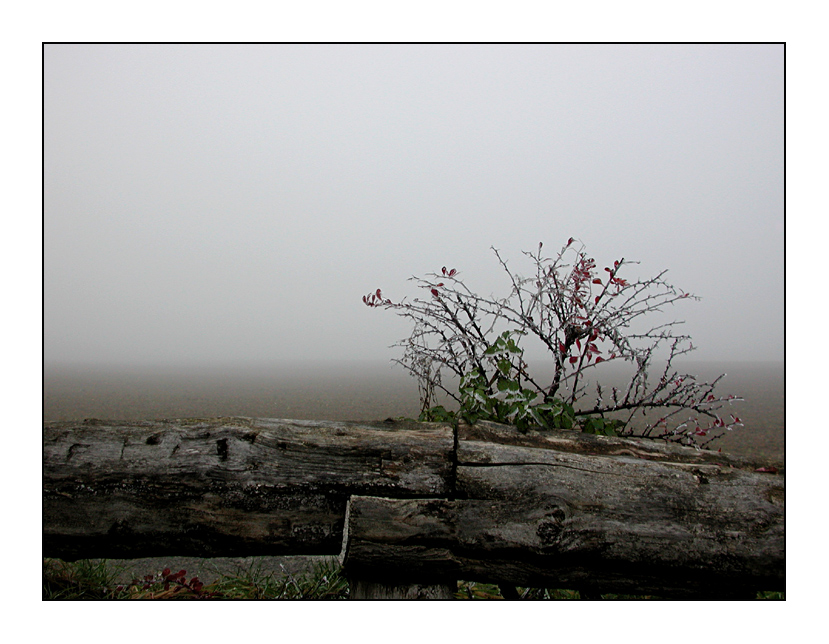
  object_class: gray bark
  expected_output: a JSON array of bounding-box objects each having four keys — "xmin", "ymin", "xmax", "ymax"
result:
[
  {"xmin": 341, "ymin": 421, "xmax": 784, "ymax": 598},
  {"xmin": 349, "ymin": 581, "xmax": 454, "ymax": 599},
  {"xmin": 43, "ymin": 417, "xmax": 453, "ymax": 560},
  {"xmin": 43, "ymin": 417, "xmax": 783, "ymax": 598}
]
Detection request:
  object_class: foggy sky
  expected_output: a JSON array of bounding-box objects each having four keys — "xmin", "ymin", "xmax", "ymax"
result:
[{"xmin": 44, "ymin": 44, "xmax": 783, "ymax": 368}]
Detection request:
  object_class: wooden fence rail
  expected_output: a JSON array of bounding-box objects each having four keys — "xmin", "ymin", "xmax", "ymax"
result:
[{"xmin": 43, "ymin": 417, "xmax": 784, "ymax": 599}]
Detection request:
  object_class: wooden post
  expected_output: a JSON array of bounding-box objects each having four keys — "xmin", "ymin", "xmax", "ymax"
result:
[
  {"xmin": 349, "ymin": 581, "xmax": 454, "ymax": 600},
  {"xmin": 339, "ymin": 496, "xmax": 455, "ymax": 599}
]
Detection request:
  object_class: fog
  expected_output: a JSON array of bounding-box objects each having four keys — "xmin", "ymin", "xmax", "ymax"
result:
[{"xmin": 44, "ymin": 44, "xmax": 783, "ymax": 369}]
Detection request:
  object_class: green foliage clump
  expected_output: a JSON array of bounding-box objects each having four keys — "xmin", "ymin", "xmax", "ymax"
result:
[{"xmin": 420, "ymin": 330, "xmax": 622, "ymax": 437}]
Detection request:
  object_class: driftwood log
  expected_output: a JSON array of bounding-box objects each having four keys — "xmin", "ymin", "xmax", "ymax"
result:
[{"xmin": 44, "ymin": 417, "xmax": 783, "ymax": 598}]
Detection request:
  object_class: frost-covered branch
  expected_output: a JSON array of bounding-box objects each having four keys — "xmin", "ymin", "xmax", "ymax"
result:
[{"xmin": 363, "ymin": 240, "xmax": 742, "ymax": 448}]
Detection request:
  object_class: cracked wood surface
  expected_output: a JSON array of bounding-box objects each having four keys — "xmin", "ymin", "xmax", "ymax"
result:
[
  {"xmin": 43, "ymin": 417, "xmax": 453, "ymax": 560},
  {"xmin": 44, "ymin": 417, "xmax": 783, "ymax": 596},
  {"xmin": 342, "ymin": 421, "xmax": 784, "ymax": 598}
]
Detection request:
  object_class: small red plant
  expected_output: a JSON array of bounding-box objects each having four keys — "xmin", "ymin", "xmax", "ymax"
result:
[{"xmin": 117, "ymin": 567, "xmax": 219, "ymax": 599}]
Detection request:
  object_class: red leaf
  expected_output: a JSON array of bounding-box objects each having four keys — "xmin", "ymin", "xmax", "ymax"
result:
[
  {"xmin": 431, "ymin": 288, "xmax": 439, "ymax": 297},
  {"xmin": 576, "ymin": 339, "xmax": 581, "ymax": 350},
  {"xmin": 558, "ymin": 342, "xmax": 566, "ymax": 353},
  {"xmin": 436, "ymin": 282, "xmax": 444, "ymax": 287},
  {"xmin": 442, "ymin": 266, "xmax": 447, "ymax": 275},
  {"xmin": 595, "ymin": 357, "xmax": 604, "ymax": 363},
  {"xmin": 592, "ymin": 279, "xmax": 602, "ymax": 285},
  {"xmin": 569, "ymin": 356, "xmax": 578, "ymax": 364},
  {"xmin": 376, "ymin": 289, "xmax": 382, "ymax": 298},
  {"xmin": 449, "ymin": 269, "xmax": 457, "ymax": 277},
  {"xmin": 755, "ymin": 466, "xmax": 778, "ymax": 474},
  {"xmin": 567, "ymin": 237, "xmax": 574, "ymax": 246},
  {"xmin": 604, "ymin": 267, "xmax": 611, "ymax": 272},
  {"xmin": 594, "ymin": 296, "xmax": 600, "ymax": 304},
  {"xmin": 162, "ymin": 568, "xmax": 171, "ymax": 577}
]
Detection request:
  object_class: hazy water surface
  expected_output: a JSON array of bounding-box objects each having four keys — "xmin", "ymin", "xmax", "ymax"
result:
[{"xmin": 44, "ymin": 360, "xmax": 783, "ymax": 462}]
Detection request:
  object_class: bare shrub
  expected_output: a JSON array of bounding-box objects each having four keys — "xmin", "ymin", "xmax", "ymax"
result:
[{"xmin": 364, "ymin": 238, "xmax": 742, "ymax": 448}]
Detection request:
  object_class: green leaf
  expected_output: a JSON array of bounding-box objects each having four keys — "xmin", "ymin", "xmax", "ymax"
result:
[
  {"xmin": 463, "ymin": 411, "xmax": 480, "ymax": 424},
  {"xmin": 582, "ymin": 418, "xmax": 599, "ymax": 434},
  {"xmin": 419, "ymin": 405, "xmax": 455, "ymax": 423}
]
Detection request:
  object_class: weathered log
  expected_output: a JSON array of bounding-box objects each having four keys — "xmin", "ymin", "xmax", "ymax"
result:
[
  {"xmin": 44, "ymin": 417, "xmax": 783, "ymax": 598},
  {"xmin": 341, "ymin": 421, "xmax": 784, "ymax": 599},
  {"xmin": 43, "ymin": 417, "xmax": 453, "ymax": 560}
]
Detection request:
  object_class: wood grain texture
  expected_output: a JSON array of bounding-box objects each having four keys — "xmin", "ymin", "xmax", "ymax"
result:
[
  {"xmin": 44, "ymin": 417, "xmax": 783, "ymax": 597},
  {"xmin": 44, "ymin": 417, "xmax": 453, "ymax": 560},
  {"xmin": 342, "ymin": 421, "xmax": 783, "ymax": 598}
]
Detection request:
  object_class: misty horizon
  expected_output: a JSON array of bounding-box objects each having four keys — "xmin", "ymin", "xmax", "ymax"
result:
[{"xmin": 45, "ymin": 44, "xmax": 783, "ymax": 368}]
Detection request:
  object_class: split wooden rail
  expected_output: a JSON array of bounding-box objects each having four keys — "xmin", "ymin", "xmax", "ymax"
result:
[{"xmin": 43, "ymin": 417, "xmax": 784, "ymax": 599}]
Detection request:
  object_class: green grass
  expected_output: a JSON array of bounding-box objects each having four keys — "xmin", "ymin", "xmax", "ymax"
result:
[
  {"xmin": 43, "ymin": 558, "xmax": 783, "ymax": 600},
  {"xmin": 206, "ymin": 558, "xmax": 349, "ymax": 599},
  {"xmin": 43, "ymin": 557, "xmax": 349, "ymax": 600},
  {"xmin": 43, "ymin": 558, "xmax": 130, "ymax": 600}
]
